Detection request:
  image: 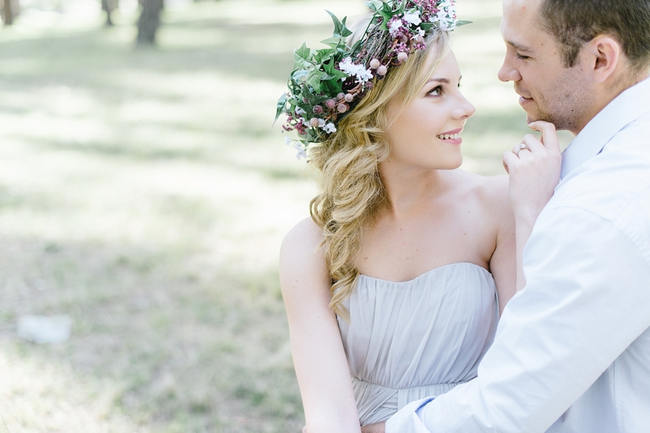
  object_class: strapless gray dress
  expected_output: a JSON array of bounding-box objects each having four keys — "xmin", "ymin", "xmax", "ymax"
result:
[{"xmin": 337, "ymin": 262, "xmax": 498, "ymax": 426}]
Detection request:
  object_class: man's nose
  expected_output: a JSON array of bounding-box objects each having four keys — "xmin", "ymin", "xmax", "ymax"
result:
[{"xmin": 498, "ymin": 60, "xmax": 521, "ymax": 82}]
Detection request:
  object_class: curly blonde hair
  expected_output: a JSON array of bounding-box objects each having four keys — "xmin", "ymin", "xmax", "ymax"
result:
[{"xmin": 309, "ymin": 32, "xmax": 449, "ymax": 318}]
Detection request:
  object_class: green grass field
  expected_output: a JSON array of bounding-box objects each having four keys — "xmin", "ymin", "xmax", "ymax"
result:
[{"xmin": 0, "ymin": 1, "xmax": 570, "ymax": 432}]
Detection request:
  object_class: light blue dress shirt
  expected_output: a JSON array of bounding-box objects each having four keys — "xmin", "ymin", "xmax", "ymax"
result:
[{"xmin": 386, "ymin": 76, "xmax": 650, "ymax": 433}]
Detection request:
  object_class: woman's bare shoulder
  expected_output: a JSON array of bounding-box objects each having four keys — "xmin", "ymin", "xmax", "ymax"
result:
[
  {"xmin": 279, "ymin": 217, "xmax": 329, "ymax": 297},
  {"xmin": 450, "ymin": 170, "xmax": 508, "ymax": 201},
  {"xmin": 281, "ymin": 217, "xmax": 323, "ymax": 259},
  {"xmin": 451, "ymin": 170, "xmax": 511, "ymax": 222},
  {"xmin": 477, "ymin": 174, "xmax": 514, "ymax": 233}
]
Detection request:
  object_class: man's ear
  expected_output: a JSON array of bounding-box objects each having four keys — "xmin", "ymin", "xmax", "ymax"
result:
[{"xmin": 587, "ymin": 35, "xmax": 622, "ymax": 83}]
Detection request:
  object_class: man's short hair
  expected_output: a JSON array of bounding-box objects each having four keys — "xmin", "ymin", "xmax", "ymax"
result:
[{"xmin": 540, "ymin": 0, "xmax": 650, "ymax": 72}]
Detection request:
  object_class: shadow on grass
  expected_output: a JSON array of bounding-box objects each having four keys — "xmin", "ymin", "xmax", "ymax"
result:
[
  {"xmin": 0, "ymin": 232, "xmax": 302, "ymax": 432},
  {"xmin": 13, "ymin": 134, "xmax": 308, "ymax": 182},
  {"xmin": 0, "ymin": 19, "xmax": 323, "ymax": 85}
]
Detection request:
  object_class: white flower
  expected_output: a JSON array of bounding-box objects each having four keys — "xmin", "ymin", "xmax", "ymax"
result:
[
  {"xmin": 295, "ymin": 107, "xmax": 306, "ymax": 116},
  {"xmin": 293, "ymin": 143, "xmax": 307, "ymax": 159},
  {"xmin": 284, "ymin": 138, "xmax": 306, "ymax": 159},
  {"xmin": 389, "ymin": 19, "xmax": 403, "ymax": 37},
  {"xmin": 437, "ymin": 10, "xmax": 456, "ymax": 31},
  {"xmin": 301, "ymin": 118, "xmax": 309, "ymax": 127},
  {"xmin": 339, "ymin": 57, "xmax": 374, "ymax": 84},
  {"xmin": 403, "ymin": 10, "xmax": 422, "ymax": 26},
  {"xmin": 318, "ymin": 118, "xmax": 326, "ymax": 128},
  {"xmin": 322, "ymin": 122, "xmax": 337, "ymax": 134},
  {"xmin": 432, "ymin": 0, "xmax": 457, "ymax": 31}
]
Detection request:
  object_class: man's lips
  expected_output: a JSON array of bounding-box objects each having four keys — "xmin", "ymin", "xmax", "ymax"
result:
[
  {"xmin": 516, "ymin": 89, "xmax": 534, "ymax": 101},
  {"xmin": 516, "ymin": 90, "xmax": 534, "ymax": 106},
  {"xmin": 519, "ymin": 96, "xmax": 534, "ymax": 106}
]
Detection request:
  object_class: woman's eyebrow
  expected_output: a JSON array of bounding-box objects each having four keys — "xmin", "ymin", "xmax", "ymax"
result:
[{"xmin": 427, "ymin": 75, "xmax": 462, "ymax": 84}]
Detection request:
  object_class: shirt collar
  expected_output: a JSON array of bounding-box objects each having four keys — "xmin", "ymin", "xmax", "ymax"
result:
[{"xmin": 560, "ymin": 76, "xmax": 650, "ymax": 179}]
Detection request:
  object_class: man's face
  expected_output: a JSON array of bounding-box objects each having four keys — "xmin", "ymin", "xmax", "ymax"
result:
[{"xmin": 498, "ymin": 0, "xmax": 593, "ymax": 133}]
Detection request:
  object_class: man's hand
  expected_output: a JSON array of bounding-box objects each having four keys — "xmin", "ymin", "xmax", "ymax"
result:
[
  {"xmin": 361, "ymin": 421, "xmax": 386, "ymax": 433},
  {"xmin": 502, "ymin": 121, "xmax": 562, "ymax": 224}
]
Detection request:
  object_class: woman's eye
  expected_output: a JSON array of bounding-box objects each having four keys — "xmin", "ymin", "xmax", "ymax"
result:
[
  {"xmin": 428, "ymin": 86, "xmax": 443, "ymax": 96},
  {"xmin": 516, "ymin": 53, "xmax": 531, "ymax": 60}
]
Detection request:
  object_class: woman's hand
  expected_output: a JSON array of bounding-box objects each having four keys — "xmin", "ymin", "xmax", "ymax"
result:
[
  {"xmin": 360, "ymin": 422, "xmax": 386, "ymax": 433},
  {"xmin": 502, "ymin": 121, "xmax": 562, "ymax": 223}
]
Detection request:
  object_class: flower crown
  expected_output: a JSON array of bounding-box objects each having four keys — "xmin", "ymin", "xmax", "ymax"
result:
[{"xmin": 276, "ymin": 0, "xmax": 468, "ymax": 158}]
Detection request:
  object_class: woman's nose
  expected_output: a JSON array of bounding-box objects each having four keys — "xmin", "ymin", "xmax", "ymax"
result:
[{"xmin": 453, "ymin": 94, "xmax": 475, "ymax": 119}]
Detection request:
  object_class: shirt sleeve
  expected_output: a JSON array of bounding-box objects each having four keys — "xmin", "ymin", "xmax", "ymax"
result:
[{"xmin": 386, "ymin": 205, "xmax": 650, "ymax": 433}]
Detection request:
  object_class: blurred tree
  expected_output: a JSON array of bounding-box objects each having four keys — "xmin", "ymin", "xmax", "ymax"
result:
[
  {"xmin": 101, "ymin": 0, "xmax": 119, "ymax": 27},
  {"xmin": 1, "ymin": 0, "xmax": 18, "ymax": 26},
  {"xmin": 136, "ymin": 0, "xmax": 164, "ymax": 45}
]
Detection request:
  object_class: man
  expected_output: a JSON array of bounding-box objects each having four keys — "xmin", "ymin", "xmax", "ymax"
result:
[{"xmin": 365, "ymin": 0, "xmax": 650, "ymax": 431}]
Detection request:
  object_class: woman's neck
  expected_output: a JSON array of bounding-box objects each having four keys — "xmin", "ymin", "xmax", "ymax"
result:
[{"xmin": 379, "ymin": 160, "xmax": 447, "ymax": 219}]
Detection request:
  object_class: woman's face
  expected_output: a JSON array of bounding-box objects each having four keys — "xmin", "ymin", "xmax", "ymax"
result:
[{"xmin": 384, "ymin": 50, "xmax": 475, "ymax": 169}]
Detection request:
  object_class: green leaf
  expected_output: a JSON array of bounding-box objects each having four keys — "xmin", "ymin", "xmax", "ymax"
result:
[
  {"xmin": 292, "ymin": 69, "xmax": 310, "ymax": 83},
  {"xmin": 275, "ymin": 93, "xmax": 288, "ymax": 122},
  {"xmin": 320, "ymin": 35, "xmax": 345, "ymax": 48},
  {"xmin": 326, "ymin": 10, "xmax": 352, "ymax": 38},
  {"xmin": 306, "ymin": 70, "xmax": 324, "ymax": 93},
  {"xmin": 294, "ymin": 42, "xmax": 311, "ymax": 64},
  {"xmin": 367, "ymin": 0, "xmax": 382, "ymax": 13},
  {"xmin": 456, "ymin": 20, "xmax": 472, "ymax": 27},
  {"xmin": 314, "ymin": 47, "xmax": 336, "ymax": 63},
  {"xmin": 340, "ymin": 16, "xmax": 353, "ymax": 37},
  {"xmin": 322, "ymin": 60, "xmax": 347, "ymax": 81},
  {"xmin": 350, "ymin": 39, "xmax": 363, "ymax": 54},
  {"xmin": 326, "ymin": 10, "xmax": 344, "ymax": 35}
]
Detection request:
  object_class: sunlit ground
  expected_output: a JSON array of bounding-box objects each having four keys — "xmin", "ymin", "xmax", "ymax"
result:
[{"xmin": 0, "ymin": 1, "xmax": 572, "ymax": 432}]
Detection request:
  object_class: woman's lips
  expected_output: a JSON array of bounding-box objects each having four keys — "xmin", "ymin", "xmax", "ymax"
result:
[{"xmin": 436, "ymin": 128, "xmax": 463, "ymax": 145}]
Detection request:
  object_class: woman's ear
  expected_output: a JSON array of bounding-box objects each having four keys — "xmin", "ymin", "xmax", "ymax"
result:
[{"xmin": 587, "ymin": 35, "xmax": 622, "ymax": 83}]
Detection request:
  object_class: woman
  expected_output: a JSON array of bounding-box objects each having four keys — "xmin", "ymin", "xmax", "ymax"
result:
[{"xmin": 278, "ymin": 1, "xmax": 559, "ymax": 431}]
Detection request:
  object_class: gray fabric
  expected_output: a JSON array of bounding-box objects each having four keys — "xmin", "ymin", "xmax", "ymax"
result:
[{"xmin": 337, "ymin": 262, "xmax": 498, "ymax": 426}]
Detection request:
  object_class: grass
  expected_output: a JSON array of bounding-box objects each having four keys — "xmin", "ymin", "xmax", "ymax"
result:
[{"xmin": 0, "ymin": 1, "xmax": 573, "ymax": 432}]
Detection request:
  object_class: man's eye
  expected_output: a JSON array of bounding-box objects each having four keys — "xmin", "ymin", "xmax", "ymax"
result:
[
  {"xmin": 428, "ymin": 86, "xmax": 443, "ymax": 96},
  {"xmin": 516, "ymin": 53, "xmax": 531, "ymax": 60}
]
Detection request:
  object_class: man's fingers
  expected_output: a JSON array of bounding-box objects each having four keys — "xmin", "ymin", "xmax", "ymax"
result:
[
  {"xmin": 522, "ymin": 134, "xmax": 544, "ymax": 153},
  {"xmin": 528, "ymin": 121, "xmax": 560, "ymax": 152},
  {"xmin": 503, "ymin": 150, "xmax": 519, "ymax": 173}
]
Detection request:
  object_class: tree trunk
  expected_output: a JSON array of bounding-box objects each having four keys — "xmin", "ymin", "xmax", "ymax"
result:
[
  {"xmin": 101, "ymin": 0, "xmax": 119, "ymax": 27},
  {"xmin": 136, "ymin": 0, "xmax": 164, "ymax": 45},
  {"xmin": 2, "ymin": 0, "xmax": 17, "ymax": 26}
]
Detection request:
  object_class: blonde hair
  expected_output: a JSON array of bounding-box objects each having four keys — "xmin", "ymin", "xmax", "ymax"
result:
[{"xmin": 309, "ymin": 32, "xmax": 449, "ymax": 318}]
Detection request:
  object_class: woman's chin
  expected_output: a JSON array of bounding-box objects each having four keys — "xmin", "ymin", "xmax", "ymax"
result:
[{"xmin": 440, "ymin": 155, "xmax": 463, "ymax": 170}]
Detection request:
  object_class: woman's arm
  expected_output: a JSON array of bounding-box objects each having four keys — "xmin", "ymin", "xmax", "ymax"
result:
[
  {"xmin": 279, "ymin": 218, "xmax": 362, "ymax": 433},
  {"xmin": 487, "ymin": 176, "xmax": 517, "ymax": 313}
]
